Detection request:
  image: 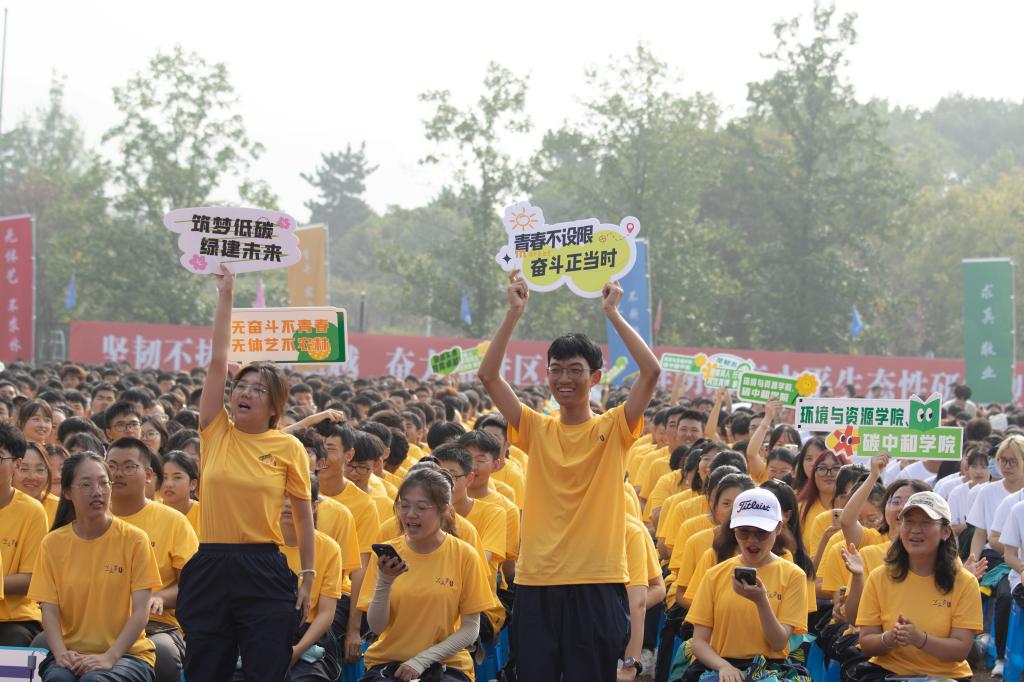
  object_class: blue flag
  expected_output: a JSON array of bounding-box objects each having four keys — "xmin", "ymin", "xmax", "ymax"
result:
[
  {"xmin": 850, "ymin": 304, "xmax": 863, "ymax": 337},
  {"xmin": 460, "ymin": 291, "xmax": 472, "ymax": 326},
  {"xmin": 65, "ymin": 273, "xmax": 77, "ymax": 310}
]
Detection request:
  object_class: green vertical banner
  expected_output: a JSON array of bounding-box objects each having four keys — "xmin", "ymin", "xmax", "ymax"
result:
[{"xmin": 962, "ymin": 258, "xmax": 1015, "ymax": 403}]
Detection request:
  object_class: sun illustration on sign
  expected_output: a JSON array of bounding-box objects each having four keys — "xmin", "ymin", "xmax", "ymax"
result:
[{"xmin": 509, "ymin": 208, "xmax": 540, "ymax": 231}]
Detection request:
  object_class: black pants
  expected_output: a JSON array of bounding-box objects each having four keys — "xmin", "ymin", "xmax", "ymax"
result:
[
  {"xmin": 177, "ymin": 543, "xmax": 299, "ymax": 682},
  {"xmin": 0, "ymin": 620, "xmax": 42, "ymax": 646},
  {"xmin": 850, "ymin": 661, "xmax": 971, "ymax": 682},
  {"xmin": 360, "ymin": 663, "xmax": 470, "ymax": 682},
  {"xmin": 510, "ymin": 583, "xmax": 629, "ymax": 682}
]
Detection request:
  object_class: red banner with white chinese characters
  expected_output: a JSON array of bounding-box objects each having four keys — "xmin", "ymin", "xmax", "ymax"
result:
[
  {"xmin": 0, "ymin": 215, "xmax": 35, "ymax": 363},
  {"xmin": 69, "ymin": 320, "xmax": 1024, "ymax": 401}
]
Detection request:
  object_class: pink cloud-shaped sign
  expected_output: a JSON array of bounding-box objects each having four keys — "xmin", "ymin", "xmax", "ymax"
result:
[{"xmin": 163, "ymin": 206, "xmax": 303, "ymax": 275}]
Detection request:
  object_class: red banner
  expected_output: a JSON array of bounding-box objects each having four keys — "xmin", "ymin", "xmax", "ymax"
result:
[
  {"xmin": 69, "ymin": 320, "xmax": 1024, "ymax": 402},
  {"xmin": 0, "ymin": 216, "xmax": 35, "ymax": 363}
]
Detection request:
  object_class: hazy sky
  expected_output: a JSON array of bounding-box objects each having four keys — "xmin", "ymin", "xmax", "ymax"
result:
[{"xmin": 3, "ymin": 1, "xmax": 1022, "ymax": 219}]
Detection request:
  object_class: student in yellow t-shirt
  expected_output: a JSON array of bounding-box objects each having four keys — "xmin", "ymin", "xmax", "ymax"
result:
[
  {"xmin": 108, "ymin": 438, "xmax": 198, "ymax": 682},
  {"xmin": 474, "ymin": 413, "xmax": 527, "ymax": 510},
  {"xmin": 796, "ymin": 449, "xmax": 847, "ymax": 553},
  {"xmin": 315, "ymin": 421, "xmax": 381, "ymax": 664},
  {"xmin": 348, "ymin": 431, "xmax": 396, "ymax": 526},
  {"xmin": 477, "ymin": 274, "xmax": 660, "ymax": 682},
  {"xmin": 358, "ymin": 467, "xmax": 493, "ymax": 681},
  {"xmin": 0, "ymin": 424, "xmax": 49, "ymax": 645},
  {"xmin": 856, "ymin": 491, "xmax": 983, "ymax": 681},
  {"xmin": 685, "ymin": 488, "xmax": 809, "ymax": 682},
  {"xmin": 159, "ymin": 451, "xmax": 201, "ymax": 538},
  {"xmin": 622, "ymin": 515, "xmax": 666, "ymax": 679},
  {"xmin": 12, "ymin": 442, "xmax": 59, "ymax": 527},
  {"xmin": 29, "ymin": 452, "xmax": 162, "ymax": 681},
  {"xmin": 433, "ymin": 443, "xmax": 509, "ymax": 642},
  {"xmin": 177, "ymin": 266, "xmax": 314, "ymax": 682},
  {"xmin": 459, "ymin": 431, "xmax": 520, "ymax": 584}
]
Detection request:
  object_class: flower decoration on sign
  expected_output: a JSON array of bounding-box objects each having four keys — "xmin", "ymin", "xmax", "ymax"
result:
[
  {"xmin": 188, "ymin": 254, "xmax": 208, "ymax": 272},
  {"xmin": 795, "ymin": 372, "xmax": 820, "ymax": 398},
  {"xmin": 827, "ymin": 425, "xmax": 860, "ymax": 458}
]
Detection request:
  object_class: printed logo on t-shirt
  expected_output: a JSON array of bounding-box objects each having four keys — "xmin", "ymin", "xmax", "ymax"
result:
[
  {"xmin": 931, "ymin": 598, "xmax": 952, "ymax": 608},
  {"xmin": 258, "ymin": 453, "xmax": 280, "ymax": 467},
  {"xmin": 104, "ymin": 564, "xmax": 125, "ymax": 574},
  {"xmin": 434, "ymin": 576, "xmax": 456, "ymax": 588},
  {"xmin": 0, "ymin": 538, "xmax": 17, "ymax": 548},
  {"xmin": 765, "ymin": 590, "xmax": 783, "ymax": 601}
]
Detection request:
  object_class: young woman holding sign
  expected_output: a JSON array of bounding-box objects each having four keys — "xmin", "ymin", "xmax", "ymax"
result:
[{"xmin": 175, "ymin": 265, "xmax": 316, "ymax": 681}]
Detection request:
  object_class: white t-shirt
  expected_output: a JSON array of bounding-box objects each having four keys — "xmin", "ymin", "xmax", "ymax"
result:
[
  {"xmin": 968, "ymin": 480, "xmax": 1019, "ymax": 537},
  {"xmin": 993, "ymin": 490, "xmax": 1024, "ymax": 538},
  {"xmin": 998, "ymin": 500, "xmax": 1024, "ymax": 591},
  {"xmin": 882, "ymin": 459, "xmax": 903, "ymax": 486},
  {"xmin": 948, "ymin": 483, "xmax": 976, "ymax": 526},
  {"xmin": 934, "ymin": 474, "xmax": 966, "ymax": 499},
  {"xmin": 895, "ymin": 461, "xmax": 939, "ymax": 487}
]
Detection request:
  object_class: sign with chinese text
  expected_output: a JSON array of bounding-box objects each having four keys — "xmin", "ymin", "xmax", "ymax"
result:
[
  {"xmin": 228, "ymin": 307, "xmax": 347, "ymax": 364},
  {"xmin": 963, "ymin": 258, "xmax": 1015, "ymax": 403},
  {"xmin": 701, "ymin": 353, "xmax": 755, "ymax": 390},
  {"xmin": 164, "ymin": 206, "xmax": 302, "ymax": 274},
  {"xmin": 0, "ymin": 215, "xmax": 34, "ymax": 363},
  {"xmin": 660, "ymin": 352, "xmax": 702, "ymax": 374},
  {"xmin": 605, "ymin": 239, "xmax": 651, "ymax": 385},
  {"xmin": 288, "ymin": 225, "xmax": 328, "ymax": 306},
  {"xmin": 494, "ymin": 202, "xmax": 641, "ymax": 298},
  {"xmin": 856, "ymin": 426, "xmax": 964, "ymax": 460},
  {"xmin": 737, "ymin": 371, "xmax": 820, "ymax": 405},
  {"xmin": 796, "ymin": 393, "xmax": 941, "ymax": 431}
]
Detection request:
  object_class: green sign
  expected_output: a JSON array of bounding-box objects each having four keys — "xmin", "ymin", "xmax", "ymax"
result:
[
  {"xmin": 660, "ymin": 352, "xmax": 702, "ymax": 374},
  {"xmin": 856, "ymin": 425, "xmax": 964, "ymax": 460},
  {"xmin": 228, "ymin": 307, "xmax": 348, "ymax": 364},
  {"xmin": 702, "ymin": 353, "xmax": 755, "ymax": 390},
  {"xmin": 428, "ymin": 341, "xmax": 490, "ymax": 377},
  {"xmin": 962, "ymin": 258, "xmax": 1015, "ymax": 403},
  {"xmin": 600, "ymin": 357, "xmax": 629, "ymax": 385},
  {"xmin": 737, "ymin": 371, "xmax": 820, "ymax": 406}
]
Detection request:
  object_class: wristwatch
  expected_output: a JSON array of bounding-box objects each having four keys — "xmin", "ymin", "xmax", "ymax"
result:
[{"xmin": 621, "ymin": 657, "xmax": 643, "ymax": 675}]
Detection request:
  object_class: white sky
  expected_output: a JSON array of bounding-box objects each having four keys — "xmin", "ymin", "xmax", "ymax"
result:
[{"xmin": 3, "ymin": 0, "xmax": 1022, "ymax": 218}]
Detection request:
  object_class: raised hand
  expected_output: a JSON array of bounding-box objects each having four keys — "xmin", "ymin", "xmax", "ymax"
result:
[
  {"xmin": 507, "ymin": 270, "xmax": 529, "ymax": 316},
  {"xmin": 602, "ymin": 280, "xmax": 623, "ymax": 316}
]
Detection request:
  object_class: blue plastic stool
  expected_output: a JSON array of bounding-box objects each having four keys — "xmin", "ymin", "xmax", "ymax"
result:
[
  {"xmin": 1005, "ymin": 600, "xmax": 1024, "ymax": 682},
  {"xmin": 475, "ymin": 639, "xmax": 505, "ymax": 682},
  {"xmin": 985, "ymin": 596, "xmax": 999, "ymax": 668},
  {"xmin": 805, "ymin": 641, "xmax": 829, "ymax": 681},
  {"xmin": 497, "ymin": 628, "xmax": 510, "ymax": 667}
]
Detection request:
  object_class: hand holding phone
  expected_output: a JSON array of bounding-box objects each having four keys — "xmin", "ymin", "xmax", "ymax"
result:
[
  {"xmin": 372, "ymin": 543, "xmax": 408, "ymax": 579},
  {"xmin": 734, "ymin": 567, "xmax": 757, "ymax": 586},
  {"xmin": 372, "ymin": 543, "xmax": 401, "ymax": 561}
]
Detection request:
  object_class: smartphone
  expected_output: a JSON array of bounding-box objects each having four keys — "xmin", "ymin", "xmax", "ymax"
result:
[
  {"xmin": 371, "ymin": 543, "xmax": 402, "ymax": 562},
  {"xmin": 734, "ymin": 567, "xmax": 757, "ymax": 586}
]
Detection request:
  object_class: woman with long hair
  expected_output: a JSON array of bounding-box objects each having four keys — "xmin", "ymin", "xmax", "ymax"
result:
[
  {"xmin": 796, "ymin": 449, "xmax": 848, "ymax": 552},
  {"xmin": 855, "ymin": 492, "xmax": 983, "ymax": 681},
  {"xmin": 357, "ymin": 467, "xmax": 493, "ymax": 681},
  {"xmin": 12, "ymin": 443, "xmax": 59, "ymax": 526},
  {"xmin": 28, "ymin": 452, "xmax": 162, "ymax": 681},
  {"xmin": 17, "ymin": 400, "xmax": 53, "ymax": 446},
  {"xmin": 174, "ymin": 265, "xmax": 315, "ymax": 680},
  {"xmin": 159, "ymin": 452, "xmax": 200, "ymax": 538}
]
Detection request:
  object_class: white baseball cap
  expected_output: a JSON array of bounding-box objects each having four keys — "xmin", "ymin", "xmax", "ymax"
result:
[
  {"xmin": 899, "ymin": 491, "xmax": 951, "ymax": 523},
  {"xmin": 730, "ymin": 488, "xmax": 783, "ymax": 532}
]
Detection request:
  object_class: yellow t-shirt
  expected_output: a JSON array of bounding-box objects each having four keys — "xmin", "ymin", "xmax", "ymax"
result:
[
  {"xmin": 315, "ymin": 496, "xmax": 362, "ymax": 596},
  {"xmin": 371, "ymin": 493, "xmax": 394, "ymax": 527},
  {"xmin": 686, "ymin": 555, "xmax": 808, "ymax": 659},
  {"xmin": 624, "ymin": 483, "xmax": 642, "ymax": 521},
  {"xmin": 369, "ymin": 473, "xmax": 395, "ymax": 500},
  {"xmin": 798, "ymin": 499, "xmax": 828, "ymax": 553},
  {"xmin": 476, "ymin": 491, "xmax": 519, "ymax": 562},
  {"xmin": 670, "ymin": 521, "xmax": 716, "ymax": 577},
  {"xmin": 117, "ymin": 501, "xmax": 198, "ymax": 630},
  {"xmin": 857, "ymin": 565, "xmax": 983, "ymax": 679},
  {"xmin": 282, "ymin": 530, "xmax": 343, "ymax": 624},
  {"xmin": 358, "ymin": 534, "xmax": 495, "ymax": 678},
  {"xmin": 625, "ymin": 517, "xmax": 661, "ymax": 588},
  {"xmin": 851, "ymin": 540, "xmax": 892, "ymax": 587},
  {"xmin": 0, "ymin": 489, "xmax": 48, "ymax": 622},
  {"xmin": 640, "ymin": 455, "xmax": 672, "ymax": 500},
  {"xmin": 489, "ymin": 478, "xmax": 518, "ymax": 507},
  {"xmin": 644, "ymin": 471, "xmax": 687, "ymax": 523},
  {"xmin": 819, "ymin": 527, "xmax": 885, "ymax": 593},
  {"xmin": 41, "ymin": 493, "xmax": 59, "ymax": 528},
  {"xmin": 383, "ymin": 470, "xmax": 404, "ymax": 492},
  {"xmin": 465, "ymin": 500, "xmax": 508, "ymax": 582},
  {"xmin": 656, "ymin": 489, "xmax": 695, "ymax": 541},
  {"xmin": 28, "ymin": 517, "xmax": 162, "ymax": 666},
  {"xmin": 184, "ymin": 502, "xmax": 201, "ymax": 538},
  {"xmin": 492, "ymin": 464, "xmax": 525, "ymax": 510},
  {"xmin": 635, "ymin": 447, "xmax": 668, "ymax": 496},
  {"xmin": 626, "ymin": 443, "xmax": 657, "ymax": 483},
  {"xmin": 508, "ymin": 445, "xmax": 529, "ymax": 472},
  {"xmin": 328, "ymin": 481, "xmax": 381, "ymax": 556},
  {"xmin": 198, "ymin": 409, "xmax": 311, "ymax": 544},
  {"xmin": 407, "ymin": 443, "xmax": 427, "ymax": 463},
  {"xmin": 669, "ymin": 496, "xmax": 711, "ymax": 548},
  {"xmin": 510, "ymin": 404, "xmax": 640, "ymax": 585},
  {"xmin": 377, "ymin": 515, "xmax": 487, "ymax": 568}
]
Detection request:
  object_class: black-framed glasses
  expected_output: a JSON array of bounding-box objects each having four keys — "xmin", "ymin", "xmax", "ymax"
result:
[
  {"xmin": 110, "ymin": 421, "xmax": 142, "ymax": 433},
  {"xmin": 815, "ymin": 466, "xmax": 841, "ymax": 477},
  {"xmin": 547, "ymin": 365, "xmax": 588, "ymax": 379}
]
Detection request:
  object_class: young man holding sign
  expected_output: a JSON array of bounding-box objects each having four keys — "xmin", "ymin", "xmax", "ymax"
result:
[{"xmin": 477, "ymin": 271, "xmax": 660, "ymax": 682}]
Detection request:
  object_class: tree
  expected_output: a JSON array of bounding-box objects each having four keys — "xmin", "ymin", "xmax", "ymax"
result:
[
  {"xmin": 301, "ymin": 143, "xmax": 377, "ymax": 272},
  {"xmin": 706, "ymin": 4, "xmax": 908, "ymax": 352}
]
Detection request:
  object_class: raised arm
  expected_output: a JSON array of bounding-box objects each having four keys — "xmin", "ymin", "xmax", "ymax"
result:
[
  {"xmin": 745, "ymin": 399, "xmax": 780, "ymax": 481},
  {"xmin": 840, "ymin": 452, "xmax": 888, "ymax": 548},
  {"xmin": 603, "ymin": 282, "xmax": 660, "ymax": 432},
  {"xmin": 477, "ymin": 271, "xmax": 527, "ymax": 431},
  {"xmin": 705, "ymin": 388, "xmax": 728, "ymax": 440},
  {"xmin": 199, "ymin": 265, "xmax": 235, "ymax": 430}
]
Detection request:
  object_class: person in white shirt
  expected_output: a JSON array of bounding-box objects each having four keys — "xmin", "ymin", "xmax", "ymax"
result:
[{"xmin": 967, "ymin": 435, "xmax": 1024, "ymax": 674}]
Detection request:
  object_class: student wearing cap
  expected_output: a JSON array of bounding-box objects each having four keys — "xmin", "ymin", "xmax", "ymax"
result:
[
  {"xmin": 855, "ymin": 491, "xmax": 983, "ymax": 682},
  {"xmin": 683, "ymin": 488, "xmax": 809, "ymax": 682}
]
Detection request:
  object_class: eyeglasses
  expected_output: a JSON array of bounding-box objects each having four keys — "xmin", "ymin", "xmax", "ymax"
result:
[
  {"xmin": 887, "ymin": 496, "xmax": 906, "ymax": 508},
  {"xmin": 74, "ymin": 480, "xmax": 111, "ymax": 493},
  {"xmin": 20, "ymin": 466, "xmax": 48, "ymax": 475},
  {"xmin": 815, "ymin": 466, "xmax": 841, "ymax": 477},
  {"xmin": 141, "ymin": 431, "xmax": 161, "ymax": 441},
  {"xmin": 900, "ymin": 519, "xmax": 944, "ymax": 532},
  {"xmin": 233, "ymin": 382, "xmax": 269, "ymax": 397},
  {"xmin": 398, "ymin": 502, "xmax": 436, "ymax": 515},
  {"xmin": 998, "ymin": 457, "xmax": 1020, "ymax": 469},
  {"xmin": 107, "ymin": 462, "xmax": 142, "ymax": 475},
  {"xmin": 547, "ymin": 366, "xmax": 588, "ymax": 379},
  {"xmin": 345, "ymin": 463, "xmax": 372, "ymax": 475},
  {"xmin": 735, "ymin": 527, "xmax": 771, "ymax": 541},
  {"xmin": 0, "ymin": 456, "xmax": 14, "ymax": 464},
  {"xmin": 110, "ymin": 421, "xmax": 141, "ymax": 433}
]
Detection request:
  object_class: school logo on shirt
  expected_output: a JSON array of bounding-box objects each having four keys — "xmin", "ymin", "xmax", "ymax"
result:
[
  {"xmin": 258, "ymin": 453, "xmax": 280, "ymax": 467},
  {"xmin": 766, "ymin": 590, "xmax": 783, "ymax": 601},
  {"xmin": 104, "ymin": 564, "xmax": 125, "ymax": 575},
  {"xmin": 931, "ymin": 598, "xmax": 952, "ymax": 608},
  {"xmin": 434, "ymin": 577, "xmax": 456, "ymax": 588},
  {"xmin": 0, "ymin": 538, "xmax": 17, "ymax": 549}
]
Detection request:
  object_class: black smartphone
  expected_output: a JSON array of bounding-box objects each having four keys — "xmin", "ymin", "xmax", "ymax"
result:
[
  {"xmin": 734, "ymin": 567, "xmax": 757, "ymax": 586},
  {"xmin": 372, "ymin": 543, "xmax": 401, "ymax": 562}
]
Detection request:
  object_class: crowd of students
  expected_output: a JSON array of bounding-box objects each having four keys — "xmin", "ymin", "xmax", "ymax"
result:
[{"xmin": 0, "ymin": 267, "xmax": 1018, "ymax": 681}]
